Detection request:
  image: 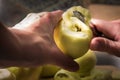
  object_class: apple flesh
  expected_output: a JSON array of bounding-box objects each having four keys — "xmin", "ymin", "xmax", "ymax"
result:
[{"xmin": 54, "ymin": 6, "xmax": 93, "ymax": 58}]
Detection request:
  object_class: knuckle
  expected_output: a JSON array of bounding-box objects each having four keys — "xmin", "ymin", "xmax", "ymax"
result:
[
  {"xmin": 45, "ymin": 12, "xmax": 52, "ymax": 19},
  {"xmin": 44, "ymin": 12, "xmax": 52, "ymax": 22}
]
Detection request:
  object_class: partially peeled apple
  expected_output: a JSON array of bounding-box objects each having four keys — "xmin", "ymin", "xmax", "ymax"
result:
[{"xmin": 54, "ymin": 6, "xmax": 93, "ymax": 58}]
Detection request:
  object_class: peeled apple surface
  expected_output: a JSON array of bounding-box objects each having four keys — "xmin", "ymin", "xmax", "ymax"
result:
[{"xmin": 54, "ymin": 6, "xmax": 93, "ymax": 58}]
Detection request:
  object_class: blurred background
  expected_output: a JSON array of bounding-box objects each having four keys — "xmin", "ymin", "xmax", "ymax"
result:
[
  {"xmin": 0, "ymin": 0, "xmax": 120, "ymax": 68},
  {"xmin": 0, "ymin": 0, "xmax": 120, "ymax": 26}
]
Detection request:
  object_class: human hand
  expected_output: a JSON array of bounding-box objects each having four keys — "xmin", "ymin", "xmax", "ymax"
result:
[
  {"xmin": 90, "ymin": 19, "xmax": 120, "ymax": 57},
  {"xmin": 11, "ymin": 10, "xmax": 78, "ymax": 71}
]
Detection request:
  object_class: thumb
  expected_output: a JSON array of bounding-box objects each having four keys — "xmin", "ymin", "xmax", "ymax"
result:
[
  {"xmin": 90, "ymin": 37, "xmax": 120, "ymax": 56},
  {"xmin": 51, "ymin": 10, "xmax": 63, "ymax": 27},
  {"xmin": 91, "ymin": 19, "xmax": 116, "ymax": 39}
]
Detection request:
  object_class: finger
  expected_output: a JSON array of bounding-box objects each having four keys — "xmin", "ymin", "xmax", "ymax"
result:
[
  {"xmin": 91, "ymin": 19, "xmax": 116, "ymax": 39},
  {"xmin": 90, "ymin": 37, "xmax": 120, "ymax": 56},
  {"xmin": 50, "ymin": 10, "xmax": 63, "ymax": 27},
  {"xmin": 51, "ymin": 10, "xmax": 63, "ymax": 20},
  {"xmin": 37, "ymin": 10, "xmax": 63, "ymax": 31},
  {"xmin": 90, "ymin": 22, "xmax": 103, "ymax": 37},
  {"xmin": 50, "ymin": 47, "xmax": 79, "ymax": 72}
]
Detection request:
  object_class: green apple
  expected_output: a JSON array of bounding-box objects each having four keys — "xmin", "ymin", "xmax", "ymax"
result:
[
  {"xmin": 54, "ymin": 6, "xmax": 93, "ymax": 58},
  {"xmin": 0, "ymin": 69, "xmax": 15, "ymax": 80},
  {"xmin": 41, "ymin": 64, "xmax": 60, "ymax": 78},
  {"xmin": 75, "ymin": 50, "xmax": 96, "ymax": 77}
]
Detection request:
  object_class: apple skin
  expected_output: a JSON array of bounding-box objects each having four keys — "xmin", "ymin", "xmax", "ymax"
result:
[
  {"xmin": 91, "ymin": 68, "xmax": 112, "ymax": 80},
  {"xmin": 8, "ymin": 65, "xmax": 60, "ymax": 79},
  {"xmin": 8, "ymin": 67, "xmax": 21, "ymax": 79},
  {"xmin": 54, "ymin": 50, "xmax": 96, "ymax": 80},
  {"xmin": 75, "ymin": 50, "xmax": 97, "ymax": 77},
  {"xmin": 54, "ymin": 6, "xmax": 93, "ymax": 58},
  {"xmin": 54, "ymin": 69, "xmax": 81, "ymax": 80},
  {"xmin": 40, "ymin": 64, "xmax": 60, "ymax": 78},
  {"xmin": 8, "ymin": 67, "xmax": 42, "ymax": 80},
  {"xmin": 18, "ymin": 67, "xmax": 42, "ymax": 80}
]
